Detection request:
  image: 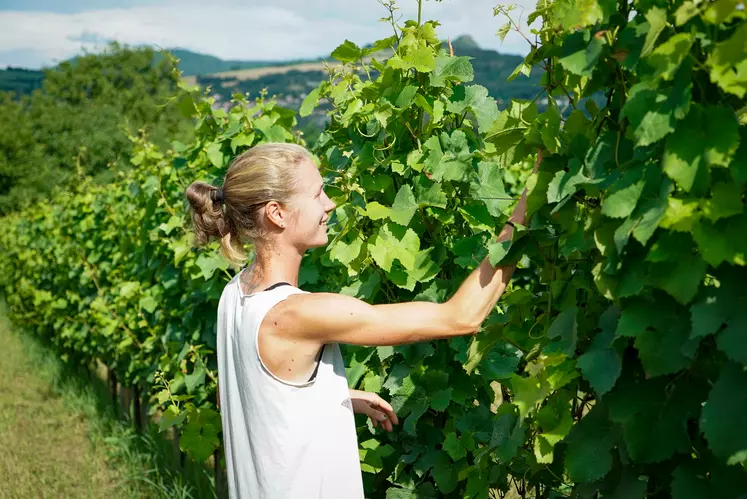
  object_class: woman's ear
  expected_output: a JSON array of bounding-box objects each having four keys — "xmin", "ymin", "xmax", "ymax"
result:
[{"xmin": 264, "ymin": 201, "xmax": 287, "ymax": 229}]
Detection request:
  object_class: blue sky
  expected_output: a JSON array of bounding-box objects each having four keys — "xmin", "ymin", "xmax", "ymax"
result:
[{"xmin": 0, "ymin": 0, "xmax": 536, "ymax": 69}]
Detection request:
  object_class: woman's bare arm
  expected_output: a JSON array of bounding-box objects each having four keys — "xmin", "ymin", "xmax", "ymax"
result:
[{"xmin": 271, "ymin": 155, "xmax": 541, "ymax": 347}]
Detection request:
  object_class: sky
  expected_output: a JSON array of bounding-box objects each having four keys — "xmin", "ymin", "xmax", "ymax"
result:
[{"xmin": 0, "ymin": 0, "xmax": 538, "ymax": 69}]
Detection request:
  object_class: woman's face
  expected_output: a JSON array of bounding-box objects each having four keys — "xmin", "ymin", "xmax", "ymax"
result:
[{"xmin": 283, "ymin": 158, "xmax": 336, "ymax": 250}]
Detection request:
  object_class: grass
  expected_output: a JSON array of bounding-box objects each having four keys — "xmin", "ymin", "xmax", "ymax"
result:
[{"xmin": 0, "ymin": 301, "xmax": 216, "ymax": 499}]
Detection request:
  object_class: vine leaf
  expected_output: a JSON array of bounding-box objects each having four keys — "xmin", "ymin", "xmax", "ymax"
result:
[
  {"xmin": 601, "ymin": 170, "xmax": 645, "ymax": 219},
  {"xmin": 446, "ymin": 85, "xmax": 499, "ymax": 133},
  {"xmin": 300, "ymin": 87, "xmax": 321, "ymax": 117},
  {"xmin": 331, "ymin": 40, "xmax": 363, "ymax": 63},
  {"xmin": 489, "ymin": 404, "xmax": 524, "ymax": 463},
  {"xmin": 185, "ymin": 365, "xmax": 206, "ymax": 394},
  {"xmin": 180, "ymin": 406, "xmax": 221, "ymax": 462},
  {"xmin": 368, "ymin": 223, "xmax": 420, "ymax": 272},
  {"xmin": 559, "ymin": 30, "xmax": 605, "ymax": 77},
  {"xmin": 621, "ymin": 381, "xmax": 702, "ymax": 463},
  {"xmin": 641, "ymin": 7, "xmax": 667, "ymax": 57},
  {"xmin": 443, "ymin": 432, "xmax": 467, "ymax": 461},
  {"xmin": 469, "ymin": 161, "xmax": 512, "ymax": 217},
  {"xmin": 620, "ymin": 79, "xmax": 691, "ymax": 147},
  {"xmin": 635, "ymin": 320, "xmax": 698, "ymax": 377},
  {"xmin": 707, "ymin": 23, "xmax": 747, "ymax": 98},
  {"xmin": 700, "ymin": 363, "xmax": 747, "ymax": 465},
  {"xmin": 577, "ymin": 348, "xmax": 621, "ymax": 395},
  {"xmin": 390, "ymin": 185, "xmax": 418, "ymax": 226},
  {"xmin": 510, "ymin": 374, "xmax": 550, "ymax": 419},
  {"xmin": 547, "ymin": 306, "xmax": 578, "ymax": 356},
  {"xmin": 716, "ymin": 310, "xmax": 747, "ymax": 364},
  {"xmin": 643, "ymin": 33, "xmax": 694, "ymax": 81},
  {"xmin": 534, "ymin": 395, "xmax": 573, "ymax": 464},
  {"xmin": 663, "ymin": 105, "xmax": 740, "ymax": 192},
  {"xmin": 547, "ymin": 159, "xmax": 588, "ymax": 203},
  {"xmin": 564, "ymin": 405, "xmax": 615, "ymax": 483},
  {"xmin": 431, "ymin": 452, "xmax": 458, "ymax": 493},
  {"xmin": 430, "ymin": 55, "xmax": 474, "ymax": 87}
]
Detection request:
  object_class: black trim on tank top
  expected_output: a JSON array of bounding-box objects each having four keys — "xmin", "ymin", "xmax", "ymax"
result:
[
  {"xmin": 263, "ymin": 282, "xmax": 291, "ymax": 292},
  {"xmin": 309, "ymin": 345, "xmax": 326, "ymax": 381}
]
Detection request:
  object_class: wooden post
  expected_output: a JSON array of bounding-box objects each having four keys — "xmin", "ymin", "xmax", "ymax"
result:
[
  {"xmin": 214, "ymin": 447, "xmax": 227, "ymax": 499},
  {"xmin": 108, "ymin": 369, "xmax": 118, "ymax": 411},
  {"xmin": 119, "ymin": 384, "xmax": 127, "ymax": 421},
  {"xmin": 214, "ymin": 448, "xmax": 221, "ymax": 498},
  {"xmin": 171, "ymin": 427, "xmax": 182, "ymax": 470},
  {"xmin": 133, "ymin": 385, "xmax": 142, "ymax": 430},
  {"xmin": 138, "ymin": 386, "xmax": 149, "ymax": 432}
]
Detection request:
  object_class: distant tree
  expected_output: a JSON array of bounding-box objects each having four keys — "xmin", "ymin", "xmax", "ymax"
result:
[
  {"xmin": 0, "ymin": 67, "xmax": 45, "ymax": 96},
  {"xmin": 0, "ymin": 93, "xmax": 62, "ymax": 212},
  {"xmin": 0, "ymin": 43, "xmax": 192, "ymax": 214}
]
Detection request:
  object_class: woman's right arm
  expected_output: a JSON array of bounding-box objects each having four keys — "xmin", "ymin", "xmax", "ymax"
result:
[{"xmin": 274, "ymin": 155, "xmax": 541, "ymax": 347}]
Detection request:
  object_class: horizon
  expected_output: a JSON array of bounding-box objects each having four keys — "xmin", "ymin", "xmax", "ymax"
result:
[
  {"xmin": 0, "ymin": 0, "xmax": 537, "ymax": 70},
  {"xmin": 0, "ymin": 34, "xmax": 501, "ymax": 71}
]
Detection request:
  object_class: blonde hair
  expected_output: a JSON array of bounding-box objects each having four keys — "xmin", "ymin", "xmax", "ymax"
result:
[{"xmin": 185, "ymin": 142, "xmax": 311, "ymax": 266}]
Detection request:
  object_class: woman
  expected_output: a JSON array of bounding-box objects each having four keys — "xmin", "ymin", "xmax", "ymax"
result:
[{"xmin": 185, "ymin": 143, "xmax": 536, "ymax": 499}]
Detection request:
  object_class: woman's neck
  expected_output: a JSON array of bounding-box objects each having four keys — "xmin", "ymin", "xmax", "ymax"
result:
[{"xmin": 249, "ymin": 243, "xmax": 304, "ymax": 288}]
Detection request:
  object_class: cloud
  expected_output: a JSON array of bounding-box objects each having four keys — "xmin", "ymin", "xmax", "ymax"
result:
[{"xmin": 0, "ymin": 0, "xmax": 538, "ymax": 69}]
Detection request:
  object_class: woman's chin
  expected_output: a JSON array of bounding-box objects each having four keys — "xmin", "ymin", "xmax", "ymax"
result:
[{"xmin": 307, "ymin": 233, "xmax": 329, "ymax": 249}]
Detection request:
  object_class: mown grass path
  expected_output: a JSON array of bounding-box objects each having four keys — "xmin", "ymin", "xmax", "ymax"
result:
[{"xmin": 0, "ymin": 309, "xmax": 119, "ymax": 499}]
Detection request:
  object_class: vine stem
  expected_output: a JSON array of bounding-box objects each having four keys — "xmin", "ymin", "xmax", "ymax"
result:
[
  {"xmin": 359, "ymin": 58, "xmax": 372, "ymax": 80},
  {"xmin": 496, "ymin": 6, "xmax": 536, "ymax": 50}
]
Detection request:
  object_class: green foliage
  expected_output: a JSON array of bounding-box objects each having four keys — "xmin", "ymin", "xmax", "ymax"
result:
[
  {"xmin": 0, "ymin": 67, "xmax": 44, "ymax": 96},
  {"xmin": 1, "ymin": 1, "xmax": 747, "ymax": 498},
  {"xmin": 0, "ymin": 79, "xmax": 300, "ymax": 465},
  {"xmin": 0, "ymin": 43, "xmax": 192, "ymax": 214}
]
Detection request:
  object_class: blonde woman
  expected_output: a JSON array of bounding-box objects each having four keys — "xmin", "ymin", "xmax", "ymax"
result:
[{"xmin": 186, "ymin": 143, "xmax": 536, "ymax": 499}]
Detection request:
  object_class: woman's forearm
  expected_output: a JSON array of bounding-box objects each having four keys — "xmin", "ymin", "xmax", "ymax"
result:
[{"xmin": 444, "ymin": 153, "xmax": 540, "ymax": 331}]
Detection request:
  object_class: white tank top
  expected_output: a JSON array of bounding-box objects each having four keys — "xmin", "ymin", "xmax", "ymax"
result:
[{"xmin": 216, "ymin": 273, "xmax": 364, "ymax": 499}]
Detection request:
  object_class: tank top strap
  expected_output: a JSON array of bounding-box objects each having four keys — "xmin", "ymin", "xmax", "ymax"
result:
[{"xmin": 263, "ymin": 282, "xmax": 291, "ymax": 292}]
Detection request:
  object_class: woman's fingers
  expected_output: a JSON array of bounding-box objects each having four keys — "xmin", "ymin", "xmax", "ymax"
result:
[
  {"xmin": 351, "ymin": 392, "xmax": 399, "ymax": 432},
  {"xmin": 382, "ymin": 416, "xmax": 393, "ymax": 432},
  {"xmin": 372, "ymin": 398, "xmax": 399, "ymax": 425},
  {"xmin": 364, "ymin": 405, "xmax": 393, "ymax": 432}
]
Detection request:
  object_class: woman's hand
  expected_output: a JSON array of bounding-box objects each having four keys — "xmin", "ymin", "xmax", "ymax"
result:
[{"xmin": 349, "ymin": 389, "xmax": 399, "ymax": 432}]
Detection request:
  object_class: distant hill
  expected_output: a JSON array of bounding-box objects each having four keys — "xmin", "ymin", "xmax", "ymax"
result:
[
  {"xmin": 0, "ymin": 48, "xmax": 280, "ymax": 95},
  {"xmin": 157, "ymin": 49, "xmax": 272, "ymax": 76},
  {"xmin": 0, "ymin": 67, "xmax": 44, "ymax": 96},
  {"xmin": 159, "ymin": 48, "xmax": 327, "ymax": 77},
  {"xmin": 449, "ymin": 34, "xmax": 481, "ymax": 50},
  {"xmin": 196, "ymin": 35, "xmax": 540, "ymax": 108},
  {"xmin": 1, "ymin": 39, "xmax": 540, "ymax": 111}
]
